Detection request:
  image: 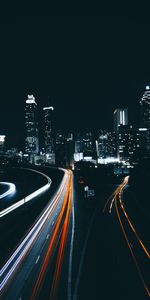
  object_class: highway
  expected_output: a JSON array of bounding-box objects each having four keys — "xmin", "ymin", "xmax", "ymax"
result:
[
  {"xmin": 104, "ymin": 177, "xmax": 150, "ymax": 298},
  {"xmin": 0, "ymin": 168, "xmax": 149, "ymax": 300},
  {"xmin": 0, "ymin": 168, "xmax": 74, "ymax": 300},
  {"xmin": 73, "ymin": 173, "xmax": 149, "ymax": 300}
]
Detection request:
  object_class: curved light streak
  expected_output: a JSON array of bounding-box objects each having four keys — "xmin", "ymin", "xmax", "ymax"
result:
[
  {"xmin": 0, "ymin": 169, "xmax": 52, "ymax": 218},
  {"xmin": 115, "ymin": 194, "xmax": 150, "ymax": 298},
  {"xmin": 103, "ymin": 176, "xmax": 150, "ymax": 297},
  {"xmin": 30, "ymin": 170, "xmax": 71, "ymax": 300},
  {"xmin": 0, "ymin": 169, "xmax": 68, "ymax": 292},
  {"xmin": 118, "ymin": 190, "xmax": 150, "ymax": 259},
  {"xmin": 0, "ymin": 182, "xmax": 16, "ymax": 199}
]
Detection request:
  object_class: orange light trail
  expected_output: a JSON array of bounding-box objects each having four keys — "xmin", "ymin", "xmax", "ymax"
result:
[
  {"xmin": 50, "ymin": 173, "xmax": 72, "ymax": 300},
  {"xmin": 115, "ymin": 193, "xmax": 150, "ymax": 298},
  {"xmin": 103, "ymin": 176, "xmax": 150, "ymax": 297},
  {"xmin": 30, "ymin": 170, "xmax": 73, "ymax": 300},
  {"xmin": 118, "ymin": 190, "xmax": 150, "ymax": 259}
]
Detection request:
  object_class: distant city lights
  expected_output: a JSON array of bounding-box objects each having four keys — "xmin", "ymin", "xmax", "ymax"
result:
[
  {"xmin": 0, "ymin": 135, "xmax": 6, "ymax": 143},
  {"xmin": 43, "ymin": 106, "xmax": 54, "ymax": 111},
  {"xmin": 139, "ymin": 128, "xmax": 147, "ymax": 131},
  {"xmin": 98, "ymin": 157, "xmax": 120, "ymax": 165}
]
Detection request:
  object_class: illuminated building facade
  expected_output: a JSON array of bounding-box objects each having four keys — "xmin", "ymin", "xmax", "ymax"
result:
[
  {"xmin": 43, "ymin": 106, "xmax": 54, "ymax": 154},
  {"xmin": 0, "ymin": 135, "xmax": 6, "ymax": 152},
  {"xmin": 55, "ymin": 131, "xmax": 74, "ymax": 167},
  {"xmin": 25, "ymin": 95, "xmax": 39, "ymax": 155},
  {"xmin": 140, "ymin": 86, "xmax": 150, "ymax": 152},
  {"xmin": 82, "ymin": 131, "xmax": 93, "ymax": 154},
  {"xmin": 97, "ymin": 130, "xmax": 117, "ymax": 159},
  {"xmin": 117, "ymin": 125, "xmax": 142, "ymax": 161},
  {"xmin": 113, "ymin": 108, "xmax": 128, "ymax": 132},
  {"xmin": 140, "ymin": 86, "xmax": 150, "ymax": 128}
]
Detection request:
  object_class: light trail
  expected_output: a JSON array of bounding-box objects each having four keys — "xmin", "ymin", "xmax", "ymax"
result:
[
  {"xmin": 0, "ymin": 168, "xmax": 52, "ymax": 218},
  {"xmin": 115, "ymin": 193, "xmax": 150, "ymax": 298},
  {"xmin": 0, "ymin": 170, "xmax": 68, "ymax": 292},
  {"xmin": 0, "ymin": 182, "xmax": 16, "ymax": 199},
  {"xmin": 0, "ymin": 199, "xmax": 25, "ymax": 218},
  {"xmin": 50, "ymin": 173, "xmax": 72, "ymax": 300},
  {"xmin": 118, "ymin": 189, "xmax": 150, "ymax": 259},
  {"xmin": 30, "ymin": 170, "xmax": 72, "ymax": 300},
  {"xmin": 103, "ymin": 183, "xmax": 124, "ymax": 214},
  {"xmin": 106, "ymin": 176, "xmax": 150, "ymax": 298},
  {"xmin": 103, "ymin": 190, "xmax": 118, "ymax": 213}
]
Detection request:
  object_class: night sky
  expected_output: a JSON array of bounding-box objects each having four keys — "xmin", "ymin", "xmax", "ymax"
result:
[{"xmin": 0, "ymin": 15, "xmax": 150, "ymax": 149}]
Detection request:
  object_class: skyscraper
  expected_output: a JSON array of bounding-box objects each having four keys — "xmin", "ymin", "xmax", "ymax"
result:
[
  {"xmin": 55, "ymin": 131, "xmax": 74, "ymax": 167},
  {"xmin": 113, "ymin": 108, "xmax": 128, "ymax": 132},
  {"xmin": 0, "ymin": 135, "xmax": 6, "ymax": 153},
  {"xmin": 140, "ymin": 85, "xmax": 150, "ymax": 128},
  {"xmin": 139, "ymin": 86, "xmax": 150, "ymax": 152},
  {"xmin": 117, "ymin": 125, "xmax": 140, "ymax": 161},
  {"xmin": 43, "ymin": 106, "xmax": 54, "ymax": 154},
  {"xmin": 25, "ymin": 95, "xmax": 39, "ymax": 155},
  {"xmin": 97, "ymin": 130, "xmax": 117, "ymax": 159}
]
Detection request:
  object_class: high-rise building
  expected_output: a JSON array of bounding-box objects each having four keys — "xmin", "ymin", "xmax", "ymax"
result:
[
  {"xmin": 82, "ymin": 131, "xmax": 93, "ymax": 154},
  {"xmin": 140, "ymin": 86, "xmax": 150, "ymax": 152},
  {"xmin": 74, "ymin": 133, "xmax": 84, "ymax": 162},
  {"xmin": 55, "ymin": 130, "xmax": 66, "ymax": 166},
  {"xmin": 140, "ymin": 86, "xmax": 150, "ymax": 128},
  {"xmin": 117, "ymin": 125, "xmax": 141, "ymax": 161},
  {"xmin": 97, "ymin": 130, "xmax": 109, "ymax": 158},
  {"xmin": 113, "ymin": 108, "xmax": 128, "ymax": 132},
  {"xmin": 25, "ymin": 95, "xmax": 39, "ymax": 155},
  {"xmin": 55, "ymin": 131, "xmax": 74, "ymax": 167},
  {"xmin": 74, "ymin": 133, "xmax": 83, "ymax": 153},
  {"xmin": 97, "ymin": 130, "xmax": 117, "ymax": 158},
  {"xmin": 43, "ymin": 106, "xmax": 54, "ymax": 154},
  {"xmin": 0, "ymin": 135, "xmax": 6, "ymax": 153},
  {"xmin": 74, "ymin": 131, "xmax": 94, "ymax": 157}
]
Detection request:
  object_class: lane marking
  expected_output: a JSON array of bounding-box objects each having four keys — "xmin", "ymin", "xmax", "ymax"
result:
[{"xmin": 35, "ymin": 256, "xmax": 40, "ymax": 265}]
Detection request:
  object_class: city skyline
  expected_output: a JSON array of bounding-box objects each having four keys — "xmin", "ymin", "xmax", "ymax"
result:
[
  {"xmin": 1, "ymin": 15, "xmax": 150, "ymax": 148},
  {"xmin": 0, "ymin": 85, "xmax": 150, "ymax": 168},
  {"xmin": 0, "ymin": 16, "xmax": 150, "ymax": 300},
  {"xmin": 0, "ymin": 84, "xmax": 148, "ymax": 149}
]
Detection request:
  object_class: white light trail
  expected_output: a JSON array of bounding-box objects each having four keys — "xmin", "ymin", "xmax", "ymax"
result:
[
  {"xmin": 25, "ymin": 183, "xmax": 50, "ymax": 202},
  {"xmin": 0, "ymin": 169, "xmax": 68, "ymax": 291},
  {"xmin": 0, "ymin": 199, "xmax": 25, "ymax": 218},
  {"xmin": 0, "ymin": 182, "xmax": 16, "ymax": 199},
  {"xmin": 0, "ymin": 169, "xmax": 52, "ymax": 218}
]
